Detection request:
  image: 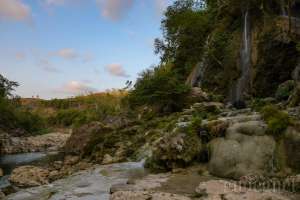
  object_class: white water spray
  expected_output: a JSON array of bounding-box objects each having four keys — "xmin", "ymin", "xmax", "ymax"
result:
[{"xmin": 231, "ymin": 10, "xmax": 251, "ymax": 105}]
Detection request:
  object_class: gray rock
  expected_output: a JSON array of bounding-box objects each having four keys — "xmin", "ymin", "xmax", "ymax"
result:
[
  {"xmin": 208, "ymin": 121, "xmax": 276, "ymax": 179},
  {"xmin": 283, "ymin": 127, "xmax": 300, "ymax": 172}
]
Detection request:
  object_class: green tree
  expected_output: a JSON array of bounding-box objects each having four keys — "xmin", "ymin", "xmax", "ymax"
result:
[
  {"xmin": 127, "ymin": 64, "xmax": 190, "ymax": 113},
  {"xmin": 0, "ymin": 74, "xmax": 19, "ymax": 98}
]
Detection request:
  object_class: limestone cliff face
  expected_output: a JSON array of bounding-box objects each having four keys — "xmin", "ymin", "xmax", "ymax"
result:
[{"xmin": 188, "ymin": 5, "xmax": 300, "ymax": 102}]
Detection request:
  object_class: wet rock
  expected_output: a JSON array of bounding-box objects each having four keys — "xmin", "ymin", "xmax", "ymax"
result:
[
  {"xmin": 9, "ymin": 166, "xmax": 49, "ymax": 188},
  {"xmin": 0, "ymin": 168, "xmax": 3, "ymax": 177}
]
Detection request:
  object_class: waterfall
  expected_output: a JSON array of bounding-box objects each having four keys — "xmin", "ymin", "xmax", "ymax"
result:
[
  {"xmin": 281, "ymin": 0, "xmax": 287, "ymax": 16},
  {"xmin": 231, "ymin": 10, "xmax": 251, "ymax": 107}
]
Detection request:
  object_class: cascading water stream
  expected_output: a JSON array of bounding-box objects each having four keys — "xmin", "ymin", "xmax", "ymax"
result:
[
  {"xmin": 231, "ymin": 9, "xmax": 251, "ymax": 106},
  {"xmin": 281, "ymin": 0, "xmax": 287, "ymax": 16}
]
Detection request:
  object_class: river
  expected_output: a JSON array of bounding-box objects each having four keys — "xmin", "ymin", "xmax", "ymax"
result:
[
  {"xmin": 4, "ymin": 161, "xmax": 146, "ymax": 200},
  {"xmin": 0, "ymin": 152, "xmax": 63, "ymax": 189}
]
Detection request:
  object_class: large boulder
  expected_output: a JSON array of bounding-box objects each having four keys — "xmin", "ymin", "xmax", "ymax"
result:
[
  {"xmin": 9, "ymin": 166, "xmax": 49, "ymax": 188},
  {"xmin": 64, "ymin": 122, "xmax": 112, "ymax": 155},
  {"xmin": 145, "ymin": 130, "xmax": 203, "ymax": 171},
  {"xmin": 283, "ymin": 127, "xmax": 300, "ymax": 172},
  {"xmin": 208, "ymin": 120, "xmax": 277, "ymax": 179}
]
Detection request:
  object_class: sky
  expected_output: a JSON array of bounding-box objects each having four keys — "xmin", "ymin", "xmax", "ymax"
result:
[{"xmin": 0, "ymin": 0, "xmax": 174, "ymax": 99}]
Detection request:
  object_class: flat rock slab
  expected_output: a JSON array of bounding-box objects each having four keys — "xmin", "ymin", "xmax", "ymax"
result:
[{"xmin": 5, "ymin": 161, "xmax": 145, "ymax": 200}]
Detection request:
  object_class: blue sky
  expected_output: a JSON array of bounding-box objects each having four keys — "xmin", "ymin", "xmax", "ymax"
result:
[{"xmin": 0, "ymin": 0, "xmax": 173, "ymax": 99}]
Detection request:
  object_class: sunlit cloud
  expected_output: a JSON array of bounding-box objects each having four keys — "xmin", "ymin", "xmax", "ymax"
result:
[
  {"xmin": 106, "ymin": 63, "xmax": 129, "ymax": 77},
  {"xmin": 96, "ymin": 0, "xmax": 134, "ymax": 21},
  {"xmin": 52, "ymin": 48, "xmax": 79, "ymax": 60},
  {"xmin": 58, "ymin": 81, "xmax": 97, "ymax": 94},
  {"xmin": 15, "ymin": 52, "xmax": 26, "ymax": 60},
  {"xmin": 0, "ymin": 0, "xmax": 31, "ymax": 22}
]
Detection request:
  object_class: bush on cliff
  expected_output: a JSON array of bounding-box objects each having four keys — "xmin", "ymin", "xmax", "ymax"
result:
[
  {"xmin": 127, "ymin": 64, "xmax": 190, "ymax": 113},
  {"xmin": 261, "ymin": 105, "xmax": 291, "ymax": 136},
  {"xmin": 275, "ymin": 80, "xmax": 295, "ymax": 101}
]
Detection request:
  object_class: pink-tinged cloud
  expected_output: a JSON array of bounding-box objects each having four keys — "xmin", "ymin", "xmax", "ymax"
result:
[
  {"xmin": 96, "ymin": 0, "xmax": 134, "ymax": 21},
  {"xmin": 15, "ymin": 52, "xmax": 26, "ymax": 60},
  {"xmin": 59, "ymin": 81, "xmax": 97, "ymax": 95},
  {"xmin": 0, "ymin": 0, "xmax": 31, "ymax": 22},
  {"xmin": 53, "ymin": 48, "xmax": 79, "ymax": 60},
  {"xmin": 106, "ymin": 63, "xmax": 129, "ymax": 77}
]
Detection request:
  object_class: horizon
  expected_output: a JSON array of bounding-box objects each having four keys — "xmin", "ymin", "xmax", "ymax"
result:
[{"xmin": 0, "ymin": 0, "xmax": 174, "ymax": 99}]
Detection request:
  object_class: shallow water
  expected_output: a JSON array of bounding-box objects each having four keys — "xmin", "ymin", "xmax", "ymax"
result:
[
  {"xmin": 5, "ymin": 161, "xmax": 147, "ymax": 200},
  {"xmin": 0, "ymin": 152, "xmax": 63, "ymax": 189}
]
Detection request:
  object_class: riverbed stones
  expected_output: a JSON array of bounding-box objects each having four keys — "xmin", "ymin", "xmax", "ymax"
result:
[{"xmin": 9, "ymin": 166, "xmax": 49, "ymax": 188}]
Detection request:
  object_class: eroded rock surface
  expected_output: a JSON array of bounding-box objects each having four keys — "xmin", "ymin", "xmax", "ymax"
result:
[
  {"xmin": 9, "ymin": 166, "xmax": 49, "ymax": 188},
  {"xmin": 1, "ymin": 132, "xmax": 70, "ymax": 154}
]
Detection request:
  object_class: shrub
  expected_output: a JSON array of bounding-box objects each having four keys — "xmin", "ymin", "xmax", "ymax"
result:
[
  {"xmin": 275, "ymin": 80, "xmax": 295, "ymax": 101},
  {"xmin": 261, "ymin": 105, "xmax": 291, "ymax": 136},
  {"xmin": 0, "ymin": 98, "xmax": 46, "ymax": 134},
  {"xmin": 127, "ymin": 64, "xmax": 191, "ymax": 113}
]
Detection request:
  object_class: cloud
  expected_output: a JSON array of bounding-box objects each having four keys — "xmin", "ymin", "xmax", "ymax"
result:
[
  {"xmin": 15, "ymin": 52, "xmax": 26, "ymax": 60},
  {"xmin": 96, "ymin": 0, "xmax": 134, "ymax": 21},
  {"xmin": 0, "ymin": 0, "xmax": 31, "ymax": 22},
  {"xmin": 59, "ymin": 81, "xmax": 97, "ymax": 94},
  {"xmin": 38, "ymin": 58, "xmax": 62, "ymax": 73},
  {"xmin": 106, "ymin": 63, "xmax": 129, "ymax": 77},
  {"xmin": 52, "ymin": 48, "xmax": 79, "ymax": 60}
]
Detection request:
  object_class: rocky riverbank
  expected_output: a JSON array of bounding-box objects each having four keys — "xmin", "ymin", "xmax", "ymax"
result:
[
  {"xmin": 0, "ymin": 132, "xmax": 71, "ymax": 154},
  {"xmin": 4, "ymin": 161, "xmax": 146, "ymax": 200}
]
